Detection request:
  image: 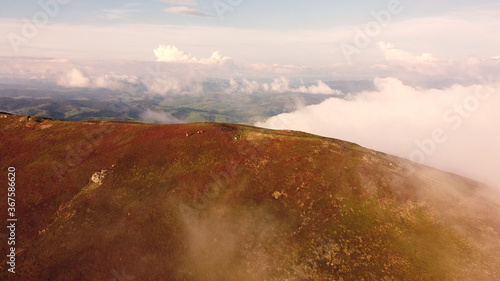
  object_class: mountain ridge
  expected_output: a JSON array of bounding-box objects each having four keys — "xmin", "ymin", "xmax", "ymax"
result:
[{"xmin": 0, "ymin": 114, "xmax": 499, "ymax": 280}]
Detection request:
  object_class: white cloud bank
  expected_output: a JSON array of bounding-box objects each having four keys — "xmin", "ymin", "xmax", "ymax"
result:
[
  {"xmin": 295, "ymin": 80, "xmax": 342, "ymax": 95},
  {"xmin": 54, "ymin": 66, "xmax": 341, "ymax": 96},
  {"xmin": 57, "ymin": 68, "xmax": 90, "ymax": 88},
  {"xmin": 378, "ymin": 42, "xmax": 438, "ymax": 64},
  {"xmin": 256, "ymin": 77, "xmax": 500, "ymax": 189},
  {"xmin": 226, "ymin": 77, "xmax": 342, "ymax": 95},
  {"xmin": 56, "ymin": 68, "xmax": 138, "ymax": 89},
  {"xmin": 140, "ymin": 109, "xmax": 182, "ymax": 124}
]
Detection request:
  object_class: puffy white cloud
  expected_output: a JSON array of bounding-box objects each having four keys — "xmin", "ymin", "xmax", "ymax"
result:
[
  {"xmin": 144, "ymin": 76, "xmax": 202, "ymax": 95},
  {"xmin": 257, "ymin": 77, "xmax": 500, "ymax": 189},
  {"xmin": 56, "ymin": 68, "xmax": 138, "ymax": 89},
  {"xmin": 267, "ymin": 77, "xmax": 290, "ymax": 93},
  {"xmin": 94, "ymin": 74, "xmax": 139, "ymax": 89},
  {"xmin": 378, "ymin": 42, "xmax": 438, "ymax": 63},
  {"xmin": 154, "ymin": 45, "xmax": 196, "ymax": 63},
  {"xmin": 198, "ymin": 51, "xmax": 232, "ymax": 65},
  {"xmin": 53, "ymin": 64, "xmax": 202, "ymax": 95},
  {"xmin": 295, "ymin": 80, "xmax": 343, "ymax": 95},
  {"xmin": 240, "ymin": 79, "xmax": 261, "ymax": 94},
  {"xmin": 225, "ymin": 78, "xmax": 261, "ymax": 94},
  {"xmin": 57, "ymin": 68, "xmax": 90, "ymax": 88},
  {"xmin": 154, "ymin": 45, "xmax": 231, "ymax": 65},
  {"xmin": 225, "ymin": 76, "xmax": 341, "ymax": 95},
  {"xmin": 139, "ymin": 109, "xmax": 182, "ymax": 124},
  {"xmin": 263, "ymin": 77, "xmax": 342, "ymax": 95}
]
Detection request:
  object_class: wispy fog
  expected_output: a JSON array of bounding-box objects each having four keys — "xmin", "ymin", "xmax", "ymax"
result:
[
  {"xmin": 139, "ymin": 109, "xmax": 182, "ymax": 124},
  {"xmin": 257, "ymin": 77, "xmax": 500, "ymax": 189}
]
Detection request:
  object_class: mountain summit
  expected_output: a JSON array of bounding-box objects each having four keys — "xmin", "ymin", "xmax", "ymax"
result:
[{"xmin": 1, "ymin": 114, "xmax": 499, "ymax": 280}]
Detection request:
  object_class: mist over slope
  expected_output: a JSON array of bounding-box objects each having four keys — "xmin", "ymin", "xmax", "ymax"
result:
[
  {"xmin": 0, "ymin": 114, "xmax": 499, "ymax": 280},
  {"xmin": 257, "ymin": 77, "xmax": 500, "ymax": 189}
]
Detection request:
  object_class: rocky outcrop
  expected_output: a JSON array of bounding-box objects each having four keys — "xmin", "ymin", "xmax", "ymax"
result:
[{"xmin": 91, "ymin": 170, "xmax": 107, "ymax": 185}]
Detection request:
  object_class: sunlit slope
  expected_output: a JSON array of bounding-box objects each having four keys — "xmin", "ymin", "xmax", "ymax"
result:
[{"xmin": 0, "ymin": 113, "xmax": 499, "ymax": 280}]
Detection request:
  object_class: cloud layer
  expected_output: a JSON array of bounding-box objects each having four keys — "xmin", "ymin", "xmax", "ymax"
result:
[
  {"xmin": 378, "ymin": 42, "xmax": 438, "ymax": 64},
  {"xmin": 226, "ymin": 77, "xmax": 342, "ymax": 95},
  {"xmin": 154, "ymin": 45, "xmax": 231, "ymax": 65},
  {"xmin": 56, "ymin": 68, "xmax": 138, "ymax": 89},
  {"xmin": 57, "ymin": 68, "xmax": 90, "ymax": 87},
  {"xmin": 256, "ymin": 77, "xmax": 500, "ymax": 189},
  {"xmin": 139, "ymin": 109, "xmax": 182, "ymax": 124}
]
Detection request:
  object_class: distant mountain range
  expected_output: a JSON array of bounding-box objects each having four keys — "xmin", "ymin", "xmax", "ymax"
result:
[{"xmin": 0, "ymin": 80, "xmax": 375, "ymax": 124}]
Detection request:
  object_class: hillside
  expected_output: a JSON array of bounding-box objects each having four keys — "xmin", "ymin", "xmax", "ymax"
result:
[{"xmin": 0, "ymin": 113, "xmax": 499, "ymax": 280}]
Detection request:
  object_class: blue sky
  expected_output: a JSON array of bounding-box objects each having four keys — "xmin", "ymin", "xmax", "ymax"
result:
[{"xmin": 1, "ymin": 0, "xmax": 499, "ymax": 29}]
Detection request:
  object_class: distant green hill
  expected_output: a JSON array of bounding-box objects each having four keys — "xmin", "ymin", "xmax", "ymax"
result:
[
  {"xmin": 1, "ymin": 114, "xmax": 499, "ymax": 280},
  {"xmin": 0, "ymin": 91, "xmax": 333, "ymax": 124}
]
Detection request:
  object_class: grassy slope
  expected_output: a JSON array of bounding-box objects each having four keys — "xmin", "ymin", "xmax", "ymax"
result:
[{"xmin": 0, "ymin": 114, "xmax": 499, "ymax": 280}]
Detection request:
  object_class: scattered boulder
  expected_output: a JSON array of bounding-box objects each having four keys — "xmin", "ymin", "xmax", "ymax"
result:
[
  {"xmin": 272, "ymin": 191, "xmax": 286, "ymax": 199},
  {"xmin": 91, "ymin": 170, "xmax": 107, "ymax": 185}
]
